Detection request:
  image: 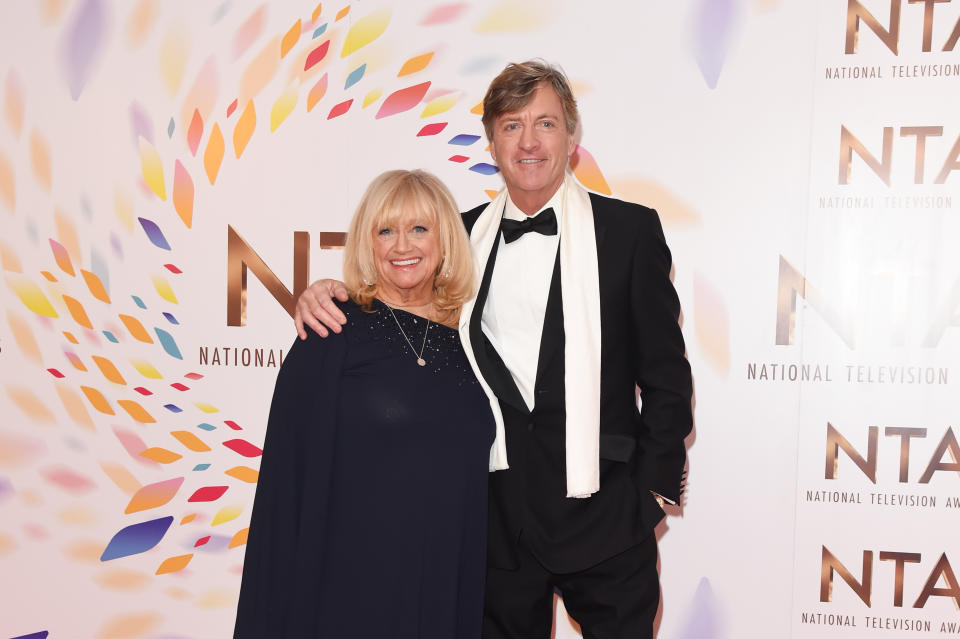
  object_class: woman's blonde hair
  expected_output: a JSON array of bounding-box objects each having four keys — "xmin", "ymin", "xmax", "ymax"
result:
[{"xmin": 343, "ymin": 169, "xmax": 474, "ymax": 327}]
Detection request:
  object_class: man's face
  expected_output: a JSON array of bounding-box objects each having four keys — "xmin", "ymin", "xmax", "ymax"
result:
[{"xmin": 488, "ymin": 82, "xmax": 576, "ymax": 215}]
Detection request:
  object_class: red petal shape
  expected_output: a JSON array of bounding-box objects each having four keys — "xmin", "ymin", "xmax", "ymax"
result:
[
  {"xmin": 417, "ymin": 122, "xmax": 447, "ymax": 136},
  {"xmin": 376, "ymin": 82, "xmax": 431, "ymax": 119},
  {"xmin": 188, "ymin": 486, "xmax": 228, "ymax": 502},
  {"xmin": 449, "ymin": 155, "xmax": 468, "ymax": 163},
  {"xmin": 327, "ymin": 99, "xmax": 353, "ymax": 119},
  {"xmin": 224, "ymin": 420, "xmax": 242, "ymax": 430},
  {"xmin": 134, "ymin": 387, "xmax": 152, "ymax": 395},
  {"xmin": 164, "ymin": 264, "xmax": 182, "ymax": 274},
  {"xmin": 171, "ymin": 383, "xmax": 189, "ymax": 391},
  {"xmin": 223, "ymin": 438, "xmax": 262, "ymax": 457},
  {"xmin": 304, "ymin": 40, "xmax": 330, "ymax": 71},
  {"xmin": 47, "ymin": 368, "xmax": 65, "ymax": 378},
  {"xmin": 226, "ymin": 99, "xmax": 238, "ymax": 117},
  {"xmin": 187, "ymin": 109, "xmax": 203, "ymax": 156}
]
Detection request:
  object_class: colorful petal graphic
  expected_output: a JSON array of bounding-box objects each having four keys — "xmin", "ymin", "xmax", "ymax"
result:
[
  {"xmin": 229, "ymin": 527, "xmax": 249, "ymax": 548},
  {"xmin": 475, "ymin": 2, "xmax": 547, "ymax": 33},
  {"xmin": 100, "ymin": 516, "xmax": 173, "ymax": 561},
  {"xmin": 49, "ymin": 239, "xmax": 76, "ymax": 276},
  {"xmin": 30, "ymin": 130, "xmax": 52, "ymax": 192},
  {"xmin": 140, "ymin": 447, "xmax": 181, "ymax": 464},
  {"xmin": 124, "ymin": 477, "xmax": 184, "ymax": 513},
  {"xmin": 188, "ymin": 485, "xmax": 228, "ymax": 502},
  {"xmin": 154, "ymin": 327, "xmax": 183, "ymax": 359},
  {"xmin": 421, "ymin": 93, "xmax": 458, "ymax": 118},
  {"xmin": 225, "ymin": 466, "xmax": 259, "ymax": 483},
  {"xmin": 204, "ymin": 122, "xmax": 224, "ymax": 185},
  {"xmin": 692, "ymin": 0, "xmax": 739, "ymax": 89},
  {"xmin": 7, "ymin": 310, "xmax": 42, "ymax": 362},
  {"xmin": 181, "ymin": 57, "xmax": 218, "ymax": 145},
  {"xmin": 417, "ymin": 122, "xmax": 447, "ymax": 136},
  {"xmin": 42, "ymin": 466, "xmax": 96, "ymax": 494},
  {"xmin": 91, "ymin": 355, "xmax": 126, "ymax": 385},
  {"xmin": 4, "ymin": 70, "xmax": 25, "ymax": 137},
  {"xmin": 138, "ymin": 137, "xmax": 166, "ymax": 200},
  {"xmin": 362, "ymin": 88, "xmax": 382, "ymax": 108},
  {"xmin": 211, "ymin": 505, "xmax": 242, "ymax": 526},
  {"xmin": 420, "ymin": 3, "xmax": 467, "ymax": 25},
  {"xmin": 7, "ymin": 387, "xmax": 55, "ymax": 423},
  {"xmin": 399, "ymin": 52, "xmax": 434, "ymax": 76},
  {"xmin": 469, "ymin": 162, "xmax": 498, "ymax": 176},
  {"xmin": 307, "ymin": 73, "xmax": 328, "ymax": 111},
  {"xmin": 55, "ymin": 384, "xmax": 94, "ymax": 430},
  {"xmin": 449, "ymin": 134, "xmax": 480, "ymax": 146},
  {"xmin": 449, "ymin": 155, "xmax": 468, "ymax": 163},
  {"xmin": 152, "ymin": 275, "xmax": 178, "ymax": 304},
  {"xmin": 156, "ymin": 553, "xmax": 193, "ymax": 575},
  {"xmin": 570, "ymin": 145, "xmax": 611, "ymax": 195},
  {"xmin": 270, "ymin": 87, "xmax": 298, "ymax": 131},
  {"xmin": 233, "ymin": 6, "xmax": 266, "ymax": 59},
  {"xmin": 304, "ymin": 40, "xmax": 330, "ymax": 71},
  {"xmin": 344, "ymin": 63, "xmax": 366, "ymax": 89},
  {"xmin": 335, "ymin": 6, "xmax": 350, "ymax": 21},
  {"xmin": 138, "ymin": 217, "xmax": 171, "ymax": 250},
  {"xmin": 327, "ymin": 99, "xmax": 353, "ymax": 119},
  {"xmin": 172, "ymin": 160, "xmax": 194, "ymax": 227},
  {"xmin": 223, "ymin": 439, "xmax": 263, "ymax": 458},
  {"xmin": 171, "ymin": 430, "xmax": 210, "ymax": 452},
  {"xmin": 160, "ymin": 20, "xmax": 189, "ymax": 96},
  {"xmin": 59, "ymin": 0, "xmax": 106, "ymax": 100},
  {"xmin": 280, "ymin": 19, "xmax": 302, "ymax": 58},
  {"xmin": 63, "ymin": 295, "xmax": 93, "ymax": 328},
  {"xmin": 233, "ymin": 100, "xmax": 256, "ymax": 158},
  {"xmin": 376, "ymin": 81, "xmax": 430, "ymax": 119},
  {"xmin": 340, "ymin": 9, "xmax": 390, "ymax": 57},
  {"xmin": 130, "ymin": 358, "xmax": 162, "ymax": 378},
  {"xmin": 187, "ymin": 109, "xmax": 203, "ymax": 156},
  {"xmin": 0, "ymin": 151, "xmax": 15, "ymax": 211},
  {"xmin": 80, "ymin": 385, "xmax": 114, "ymax": 414},
  {"xmin": 81, "ymin": 268, "xmax": 110, "ymax": 303},
  {"xmin": 119, "ymin": 315, "xmax": 153, "ymax": 343}
]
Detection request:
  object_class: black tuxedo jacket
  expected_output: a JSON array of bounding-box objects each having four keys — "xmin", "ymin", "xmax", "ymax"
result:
[{"xmin": 462, "ymin": 192, "xmax": 693, "ymax": 573}]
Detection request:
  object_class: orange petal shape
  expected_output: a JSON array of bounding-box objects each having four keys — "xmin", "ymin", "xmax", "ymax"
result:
[
  {"xmin": 312, "ymin": 3, "xmax": 323, "ymax": 22},
  {"xmin": 398, "ymin": 52, "xmax": 433, "ymax": 76},
  {"xmin": 1, "ymin": 240, "xmax": 22, "ymax": 272},
  {"xmin": 7, "ymin": 310, "xmax": 42, "ymax": 363},
  {"xmin": 55, "ymin": 208, "xmax": 82, "ymax": 266},
  {"xmin": 114, "ymin": 189, "xmax": 134, "ymax": 233},
  {"xmin": 228, "ymin": 527, "xmax": 249, "ymax": 548},
  {"xmin": 117, "ymin": 399, "xmax": 156, "ymax": 423},
  {"xmin": 80, "ymin": 385, "xmax": 115, "ymax": 415},
  {"xmin": 126, "ymin": 0, "xmax": 156, "ymax": 47},
  {"xmin": 7, "ymin": 387, "xmax": 55, "ymax": 423},
  {"xmin": 92, "ymin": 355, "xmax": 127, "ymax": 385},
  {"xmin": 4, "ymin": 71, "xmax": 24, "ymax": 137},
  {"xmin": 204, "ymin": 123, "xmax": 224, "ymax": 185},
  {"xmin": 307, "ymin": 73, "xmax": 328, "ymax": 111},
  {"xmin": 570, "ymin": 146, "xmax": 611, "ymax": 196},
  {"xmin": 376, "ymin": 81, "xmax": 431, "ymax": 119},
  {"xmin": 225, "ymin": 466, "xmax": 259, "ymax": 483},
  {"xmin": 125, "ymin": 477, "xmax": 184, "ymax": 513},
  {"xmin": 49, "ymin": 239, "xmax": 75, "ymax": 276},
  {"xmin": 171, "ymin": 430, "xmax": 211, "ymax": 452},
  {"xmin": 140, "ymin": 447, "xmax": 181, "ymax": 463},
  {"xmin": 0, "ymin": 150, "xmax": 14, "ymax": 211},
  {"xmin": 156, "ymin": 553, "xmax": 193, "ymax": 575},
  {"xmin": 81, "ymin": 269, "xmax": 110, "ymax": 303},
  {"xmin": 30, "ymin": 130, "xmax": 51, "ymax": 192},
  {"xmin": 180, "ymin": 57, "xmax": 217, "ymax": 146},
  {"xmin": 56, "ymin": 385, "xmax": 94, "ymax": 430},
  {"xmin": 240, "ymin": 37, "xmax": 281, "ymax": 104},
  {"xmin": 280, "ymin": 19, "xmax": 302, "ymax": 58},
  {"xmin": 340, "ymin": 8, "xmax": 390, "ymax": 57},
  {"xmin": 187, "ymin": 109, "xmax": 203, "ymax": 156},
  {"xmin": 233, "ymin": 100, "xmax": 256, "ymax": 158},
  {"xmin": 693, "ymin": 273, "xmax": 730, "ymax": 376},
  {"xmin": 139, "ymin": 137, "xmax": 166, "ymax": 200},
  {"xmin": 172, "ymin": 160, "xmax": 194, "ymax": 227},
  {"xmin": 335, "ymin": 6, "xmax": 350, "ymax": 21},
  {"xmin": 119, "ymin": 314, "xmax": 154, "ymax": 343},
  {"xmin": 63, "ymin": 295, "xmax": 93, "ymax": 329},
  {"xmin": 99, "ymin": 461, "xmax": 142, "ymax": 495}
]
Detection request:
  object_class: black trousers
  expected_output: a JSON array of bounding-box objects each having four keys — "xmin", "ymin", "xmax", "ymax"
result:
[{"xmin": 482, "ymin": 534, "xmax": 660, "ymax": 639}]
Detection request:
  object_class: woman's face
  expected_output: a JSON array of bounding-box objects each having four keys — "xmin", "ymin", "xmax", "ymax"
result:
[{"xmin": 371, "ymin": 211, "xmax": 443, "ymax": 305}]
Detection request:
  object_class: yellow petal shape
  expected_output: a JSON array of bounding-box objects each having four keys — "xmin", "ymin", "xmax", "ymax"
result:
[
  {"xmin": 211, "ymin": 505, "xmax": 242, "ymax": 526},
  {"xmin": 398, "ymin": 52, "xmax": 433, "ymax": 76},
  {"xmin": 225, "ymin": 466, "xmax": 259, "ymax": 483},
  {"xmin": 56, "ymin": 384, "xmax": 94, "ymax": 430},
  {"xmin": 114, "ymin": 189, "xmax": 134, "ymax": 233},
  {"xmin": 171, "ymin": 430, "xmax": 210, "ymax": 452},
  {"xmin": 139, "ymin": 137, "xmax": 166, "ymax": 200},
  {"xmin": 172, "ymin": 160, "xmax": 194, "ymax": 227},
  {"xmin": 156, "ymin": 553, "xmax": 193, "ymax": 575},
  {"xmin": 6, "ymin": 310, "xmax": 41, "ymax": 362},
  {"xmin": 152, "ymin": 275, "xmax": 178, "ymax": 304},
  {"xmin": 140, "ymin": 447, "xmax": 181, "ymax": 464},
  {"xmin": 8, "ymin": 276, "xmax": 58, "ymax": 317},
  {"xmin": 475, "ymin": 2, "xmax": 548, "ymax": 33},
  {"xmin": 118, "ymin": 399, "xmax": 156, "ymax": 423},
  {"xmin": 204, "ymin": 123, "xmax": 224, "ymax": 185},
  {"xmin": 233, "ymin": 100, "xmax": 256, "ymax": 158},
  {"xmin": 81, "ymin": 385, "xmax": 115, "ymax": 415},
  {"xmin": 7, "ymin": 387, "xmax": 55, "ymax": 423},
  {"xmin": 30, "ymin": 129, "xmax": 51, "ymax": 192},
  {"xmin": 270, "ymin": 87, "xmax": 298, "ymax": 131},
  {"xmin": 160, "ymin": 20, "xmax": 189, "ymax": 96},
  {"xmin": 118, "ymin": 314, "xmax": 153, "ymax": 343},
  {"xmin": 99, "ymin": 461, "xmax": 141, "ymax": 495},
  {"xmin": 362, "ymin": 88, "xmax": 382, "ymax": 108},
  {"xmin": 307, "ymin": 73, "xmax": 328, "ymax": 111},
  {"xmin": 194, "ymin": 402, "xmax": 219, "ymax": 414},
  {"xmin": 228, "ymin": 527, "xmax": 249, "ymax": 548},
  {"xmin": 0, "ymin": 150, "xmax": 14, "ymax": 211},
  {"xmin": 340, "ymin": 9, "xmax": 391, "ymax": 57},
  {"xmin": 130, "ymin": 358, "xmax": 162, "ymax": 379},
  {"xmin": 62, "ymin": 295, "xmax": 93, "ymax": 329},
  {"xmin": 0, "ymin": 240, "xmax": 21, "ymax": 272},
  {"xmin": 98, "ymin": 569, "xmax": 150, "ymax": 591},
  {"xmin": 81, "ymin": 269, "xmax": 111, "ymax": 303},
  {"xmin": 92, "ymin": 355, "xmax": 126, "ymax": 385},
  {"xmin": 280, "ymin": 19, "xmax": 301, "ymax": 58},
  {"xmin": 421, "ymin": 93, "xmax": 458, "ymax": 118}
]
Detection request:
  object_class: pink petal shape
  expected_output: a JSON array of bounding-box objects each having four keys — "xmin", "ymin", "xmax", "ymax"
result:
[
  {"xmin": 187, "ymin": 109, "xmax": 203, "ymax": 156},
  {"xmin": 376, "ymin": 82, "xmax": 431, "ymax": 119}
]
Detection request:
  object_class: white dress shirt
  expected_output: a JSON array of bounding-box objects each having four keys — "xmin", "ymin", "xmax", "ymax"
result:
[{"xmin": 480, "ymin": 189, "xmax": 564, "ymax": 411}]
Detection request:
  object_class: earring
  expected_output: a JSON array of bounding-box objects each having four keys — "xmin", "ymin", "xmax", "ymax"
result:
[{"xmin": 362, "ymin": 275, "xmax": 374, "ymax": 286}]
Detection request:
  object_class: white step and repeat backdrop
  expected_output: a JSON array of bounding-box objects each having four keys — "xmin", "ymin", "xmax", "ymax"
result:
[{"xmin": 1, "ymin": 1, "xmax": 959, "ymax": 637}]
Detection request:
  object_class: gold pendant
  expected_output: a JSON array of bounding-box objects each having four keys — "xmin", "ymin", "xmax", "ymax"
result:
[{"xmin": 417, "ymin": 358, "xmax": 426, "ymax": 366}]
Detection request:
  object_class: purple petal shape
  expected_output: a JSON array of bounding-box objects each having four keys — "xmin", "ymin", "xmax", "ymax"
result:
[
  {"xmin": 60, "ymin": 0, "xmax": 108, "ymax": 100},
  {"xmin": 0, "ymin": 476, "xmax": 14, "ymax": 502},
  {"xmin": 677, "ymin": 577, "xmax": 722, "ymax": 639},
  {"xmin": 449, "ymin": 134, "xmax": 481, "ymax": 146},
  {"xmin": 469, "ymin": 163, "xmax": 499, "ymax": 176},
  {"xmin": 11, "ymin": 633, "xmax": 49, "ymax": 639},
  {"xmin": 130, "ymin": 102, "xmax": 154, "ymax": 145},
  {"xmin": 110, "ymin": 231, "xmax": 123, "ymax": 259},
  {"xmin": 692, "ymin": 0, "xmax": 740, "ymax": 89},
  {"xmin": 138, "ymin": 217, "xmax": 171, "ymax": 250},
  {"xmin": 192, "ymin": 533, "xmax": 232, "ymax": 553},
  {"xmin": 155, "ymin": 328, "xmax": 183, "ymax": 359},
  {"xmin": 100, "ymin": 516, "xmax": 173, "ymax": 561}
]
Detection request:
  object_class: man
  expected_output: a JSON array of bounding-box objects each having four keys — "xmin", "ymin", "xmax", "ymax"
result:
[{"xmin": 294, "ymin": 60, "xmax": 692, "ymax": 639}]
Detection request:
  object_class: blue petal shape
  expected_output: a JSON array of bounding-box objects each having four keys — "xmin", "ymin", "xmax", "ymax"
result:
[
  {"xmin": 164, "ymin": 404, "xmax": 183, "ymax": 413},
  {"xmin": 692, "ymin": 0, "xmax": 740, "ymax": 89},
  {"xmin": 469, "ymin": 163, "xmax": 499, "ymax": 176},
  {"xmin": 162, "ymin": 312, "xmax": 179, "ymax": 325},
  {"xmin": 193, "ymin": 463, "xmax": 210, "ymax": 471},
  {"xmin": 138, "ymin": 217, "xmax": 171, "ymax": 250},
  {"xmin": 100, "ymin": 516, "xmax": 173, "ymax": 561},
  {"xmin": 131, "ymin": 295, "xmax": 147, "ymax": 309},
  {"xmin": 154, "ymin": 327, "xmax": 183, "ymax": 359},
  {"xmin": 81, "ymin": 197, "xmax": 93, "ymax": 221},
  {"xmin": 460, "ymin": 56, "xmax": 499, "ymax": 75},
  {"xmin": 313, "ymin": 24, "xmax": 327, "ymax": 38},
  {"xmin": 678, "ymin": 577, "xmax": 722, "ymax": 639},
  {"xmin": 103, "ymin": 331, "xmax": 118, "ymax": 343},
  {"xmin": 345, "ymin": 63, "xmax": 366, "ymax": 89},
  {"xmin": 60, "ymin": 0, "xmax": 107, "ymax": 100},
  {"xmin": 212, "ymin": 1, "xmax": 231, "ymax": 23},
  {"xmin": 167, "ymin": 117, "xmax": 175, "ymax": 138},
  {"xmin": 197, "ymin": 423, "xmax": 216, "ymax": 431},
  {"xmin": 449, "ymin": 134, "xmax": 481, "ymax": 146}
]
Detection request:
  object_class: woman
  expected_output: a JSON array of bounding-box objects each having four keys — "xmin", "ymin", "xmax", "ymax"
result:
[{"xmin": 233, "ymin": 170, "xmax": 495, "ymax": 638}]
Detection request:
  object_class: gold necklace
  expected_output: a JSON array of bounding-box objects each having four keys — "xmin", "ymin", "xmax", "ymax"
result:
[{"xmin": 384, "ymin": 303, "xmax": 430, "ymax": 366}]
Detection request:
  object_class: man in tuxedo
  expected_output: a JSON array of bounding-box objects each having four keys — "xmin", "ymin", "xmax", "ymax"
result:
[{"xmin": 294, "ymin": 60, "xmax": 692, "ymax": 639}]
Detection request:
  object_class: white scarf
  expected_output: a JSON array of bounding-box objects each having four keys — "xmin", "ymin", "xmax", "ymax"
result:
[{"xmin": 459, "ymin": 174, "xmax": 602, "ymax": 498}]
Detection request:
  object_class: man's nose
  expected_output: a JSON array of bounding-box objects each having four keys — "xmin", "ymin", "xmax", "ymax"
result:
[{"xmin": 519, "ymin": 124, "xmax": 538, "ymax": 149}]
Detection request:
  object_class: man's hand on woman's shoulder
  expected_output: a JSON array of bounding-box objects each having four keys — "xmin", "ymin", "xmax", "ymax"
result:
[{"xmin": 294, "ymin": 279, "xmax": 350, "ymax": 339}]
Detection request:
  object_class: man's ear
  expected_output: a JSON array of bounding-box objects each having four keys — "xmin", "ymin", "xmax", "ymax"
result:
[{"xmin": 489, "ymin": 140, "xmax": 497, "ymax": 165}]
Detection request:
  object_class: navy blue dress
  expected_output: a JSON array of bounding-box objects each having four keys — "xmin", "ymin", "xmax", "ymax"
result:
[{"xmin": 234, "ymin": 299, "xmax": 495, "ymax": 638}]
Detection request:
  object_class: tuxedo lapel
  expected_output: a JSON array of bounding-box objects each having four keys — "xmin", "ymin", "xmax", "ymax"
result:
[
  {"xmin": 470, "ymin": 232, "xmax": 529, "ymax": 415},
  {"xmin": 534, "ymin": 248, "xmax": 564, "ymax": 395}
]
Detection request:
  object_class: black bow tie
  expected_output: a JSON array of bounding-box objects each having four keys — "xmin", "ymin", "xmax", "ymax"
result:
[{"xmin": 500, "ymin": 207, "xmax": 558, "ymax": 244}]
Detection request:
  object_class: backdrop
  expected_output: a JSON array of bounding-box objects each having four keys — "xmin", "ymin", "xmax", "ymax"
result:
[{"xmin": 1, "ymin": 1, "xmax": 959, "ymax": 637}]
